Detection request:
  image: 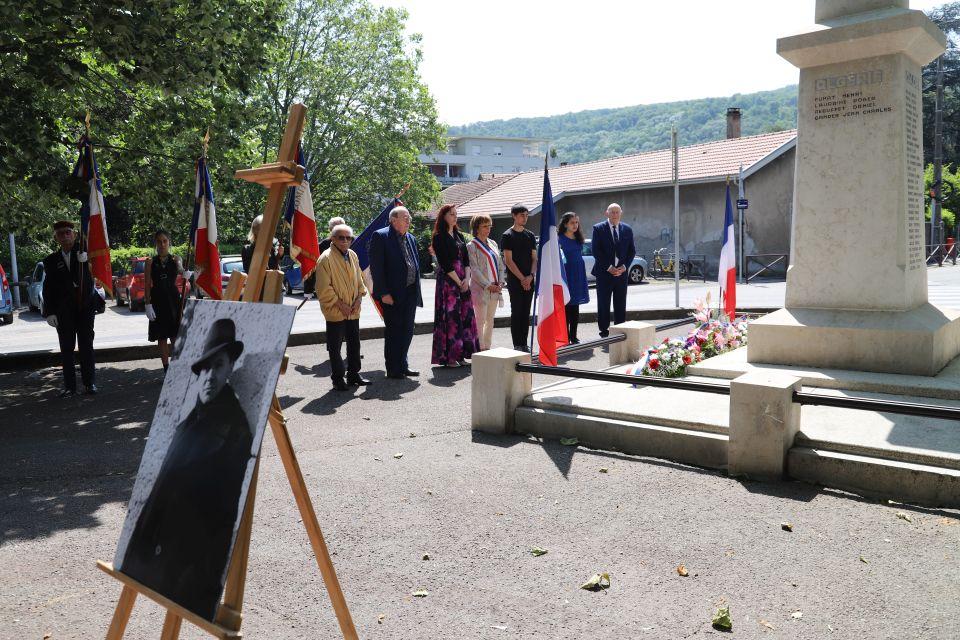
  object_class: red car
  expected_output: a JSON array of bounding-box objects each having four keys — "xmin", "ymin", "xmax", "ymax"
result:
[{"xmin": 113, "ymin": 257, "xmax": 191, "ymax": 311}]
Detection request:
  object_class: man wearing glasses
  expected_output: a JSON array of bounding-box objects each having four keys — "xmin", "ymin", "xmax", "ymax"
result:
[{"xmin": 316, "ymin": 223, "xmax": 371, "ymax": 391}]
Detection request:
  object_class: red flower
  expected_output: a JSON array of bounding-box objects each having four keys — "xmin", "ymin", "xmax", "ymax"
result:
[
  {"xmin": 682, "ymin": 355, "xmax": 692, "ymax": 365},
  {"xmin": 649, "ymin": 358, "xmax": 660, "ymax": 370}
]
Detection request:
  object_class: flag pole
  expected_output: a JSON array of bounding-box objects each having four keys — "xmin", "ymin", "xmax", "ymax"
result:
[
  {"xmin": 179, "ymin": 128, "xmax": 208, "ymax": 321},
  {"xmin": 527, "ymin": 155, "xmax": 549, "ymax": 355},
  {"xmin": 79, "ymin": 111, "xmax": 93, "ymax": 308},
  {"xmin": 672, "ymin": 125, "xmax": 680, "ymax": 309}
]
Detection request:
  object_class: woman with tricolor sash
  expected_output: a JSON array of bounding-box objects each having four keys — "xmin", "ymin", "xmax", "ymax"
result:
[{"xmin": 466, "ymin": 213, "xmax": 506, "ymax": 351}]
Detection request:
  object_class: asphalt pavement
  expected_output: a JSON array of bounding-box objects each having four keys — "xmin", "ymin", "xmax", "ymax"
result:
[{"xmin": 1, "ymin": 322, "xmax": 958, "ymax": 639}]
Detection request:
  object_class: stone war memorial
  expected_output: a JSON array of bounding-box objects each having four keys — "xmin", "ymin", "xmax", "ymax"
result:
[{"xmin": 472, "ymin": 0, "xmax": 960, "ymax": 509}]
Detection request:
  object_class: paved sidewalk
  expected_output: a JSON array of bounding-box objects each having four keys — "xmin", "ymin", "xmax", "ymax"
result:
[{"xmin": 1, "ymin": 324, "xmax": 958, "ymax": 639}]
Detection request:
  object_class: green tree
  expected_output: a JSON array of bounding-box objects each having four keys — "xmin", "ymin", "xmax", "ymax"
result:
[
  {"xmin": 923, "ymin": 2, "xmax": 960, "ymax": 168},
  {"xmin": 256, "ymin": 0, "xmax": 443, "ymax": 233}
]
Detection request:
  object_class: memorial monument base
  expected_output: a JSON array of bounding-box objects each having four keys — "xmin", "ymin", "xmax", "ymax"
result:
[{"xmin": 747, "ymin": 303, "xmax": 960, "ymax": 376}]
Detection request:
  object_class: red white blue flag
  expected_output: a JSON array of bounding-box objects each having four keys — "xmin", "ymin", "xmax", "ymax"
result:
[
  {"xmin": 283, "ymin": 144, "xmax": 320, "ymax": 279},
  {"xmin": 534, "ymin": 163, "xmax": 570, "ymax": 366},
  {"xmin": 72, "ymin": 134, "xmax": 112, "ymax": 296},
  {"xmin": 190, "ymin": 156, "xmax": 221, "ymax": 300},
  {"xmin": 718, "ymin": 183, "xmax": 736, "ymax": 319}
]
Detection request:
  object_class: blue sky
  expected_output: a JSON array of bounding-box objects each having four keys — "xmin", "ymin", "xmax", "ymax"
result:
[{"xmin": 380, "ymin": 0, "xmax": 946, "ymax": 125}]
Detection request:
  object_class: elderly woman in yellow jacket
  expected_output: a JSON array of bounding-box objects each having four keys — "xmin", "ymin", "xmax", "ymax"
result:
[{"xmin": 316, "ymin": 223, "xmax": 370, "ymax": 391}]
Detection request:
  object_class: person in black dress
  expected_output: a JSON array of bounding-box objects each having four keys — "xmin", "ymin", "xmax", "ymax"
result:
[{"xmin": 145, "ymin": 230, "xmax": 187, "ymax": 370}]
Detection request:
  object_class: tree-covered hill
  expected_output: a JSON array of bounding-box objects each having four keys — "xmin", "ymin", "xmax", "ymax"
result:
[{"xmin": 448, "ymin": 85, "xmax": 799, "ymax": 164}]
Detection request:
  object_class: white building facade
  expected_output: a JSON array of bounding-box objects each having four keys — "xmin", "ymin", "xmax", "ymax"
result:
[{"xmin": 420, "ymin": 136, "xmax": 551, "ymax": 186}]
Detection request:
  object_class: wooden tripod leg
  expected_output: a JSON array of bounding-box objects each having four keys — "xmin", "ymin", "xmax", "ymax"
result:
[
  {"xmin": 216, "ymin": 459, "xmax": 260, "ymax": 631},
  {"xmin": 159, "ymin": 611, "xmax": 182, "ymax": 640},
  {"xmin": 104, "ymin": 586, "xmax": 137, "ymax": 640},
  {"xmin": 268, "ymin": 396, "xmax": 358, "ymax": 640}
]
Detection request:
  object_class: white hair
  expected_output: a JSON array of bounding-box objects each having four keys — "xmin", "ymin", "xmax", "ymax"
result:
[
  {"xmin": 331, "ymin": 223, "xmax": 354, "ymax": 237},
  {"xmin": 606, "ymin": 203, "xmax": 622, "ymax": 213},
  {"xmin": 390, "ymin": 206, "xmax": 411, "ymax": 219},
  {"xmin": 327, "ymin": 216, "xmax": 345, "ymax": 232}
]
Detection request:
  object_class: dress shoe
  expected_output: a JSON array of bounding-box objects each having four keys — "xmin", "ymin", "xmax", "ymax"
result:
[
  {"xmin": 386, "ymin": 372, "xmax": 406, "ymax": 379},
  {"xmin": 332, "ymin": 378, "xmax": 349, "ymax": 391},
  {"xmin": 59, "ymin": 389, "xmax": 76, "ymax": 398},
  {"xmin": 402, "ymin": 368, "xmax": 420, "ymax": 377},
  {"xmin": 347, "ymin": 374, "xmax": 371, "ymax": 386},
  {"xmin": 83, "ymin": 384, "xmax": 98, "ymax": 395},
  {"xmin": 599, "ymin": 331, "xmax": 609, "ymax": 338}
]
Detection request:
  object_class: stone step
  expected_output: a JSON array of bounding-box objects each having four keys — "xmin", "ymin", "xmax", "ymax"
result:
[
  {"xmin": 788, "ymin": 447, "xmax": 960, "ymax": 509},
  {"xmin": 514, "ymin": 406, "xmax": 728, "ymax": 471}
]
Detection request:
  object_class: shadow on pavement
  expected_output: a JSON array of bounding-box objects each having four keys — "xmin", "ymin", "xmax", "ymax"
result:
[
  {"xmin": 427, "ymin": 365, "xmax": 472, "ymax": 387},
  {"xmin": 0, "ymin": 363, "xmax": 159, "ymax": 544}
]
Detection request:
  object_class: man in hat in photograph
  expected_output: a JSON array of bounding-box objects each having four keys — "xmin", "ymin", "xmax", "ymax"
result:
[
  {"xmin": 42, "ymin": 220, "xmax": 101, "ymax": 396},
  {"xmin": 119, "ymin": 318, "xmax": 254, "ymax": 620}
]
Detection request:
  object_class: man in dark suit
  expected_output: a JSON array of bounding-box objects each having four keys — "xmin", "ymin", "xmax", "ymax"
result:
[
  {"xmin": 42, "ymin": 220, "xmax": 101, "ymax": 396},
  {"xmin": 369, "ymin": 206, "xmax": 423, "ymax": 379},
  {"xmin": 591, "ymin": 203, "xmax": 636, "ymax": 337},
  {"xmin": 120, "ymin": 318, "xmax": 253, "ymax": 621}
]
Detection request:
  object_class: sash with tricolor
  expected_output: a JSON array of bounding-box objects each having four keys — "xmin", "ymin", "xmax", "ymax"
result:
[
  {"xmin": 283, "ymin": 144, "xmax": 320, "ymax": 279},
  {"xmin": 470, "ymin": 237, "xmax": 501, "ymax": 298},
  {"xmin": 72, "ymin": 134, "xmax": 112, "ymax": 296},
  {"xmin": 190, "ymin": 156, "xmax": 222, "ymax": 300}
]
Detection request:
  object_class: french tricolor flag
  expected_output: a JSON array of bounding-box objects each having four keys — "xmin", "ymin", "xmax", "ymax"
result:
[
  {"xmin": 534, "ymin": 161, "xmax": 570, "ymax": 366},
  {"xmin": 190, "ymin": 156, "xmax": 221, "ymax": 300},
  {"xmin": 283, "ymin": 144, "xmax": 320, "ymax": 279},
  {"xmin": 718, "ymin": 183, "xmax": 736, "ymax": 319}
]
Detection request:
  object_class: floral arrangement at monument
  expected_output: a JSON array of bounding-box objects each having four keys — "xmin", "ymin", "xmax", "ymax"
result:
[{"xmin": 628, "ymin": 294, "xmax": 749, "ymax": 379}]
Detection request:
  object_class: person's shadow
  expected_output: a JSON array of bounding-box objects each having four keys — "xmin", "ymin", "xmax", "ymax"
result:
[{"xmin": 428, "ymin": 365, "xmax": 472, "ymax": 387}]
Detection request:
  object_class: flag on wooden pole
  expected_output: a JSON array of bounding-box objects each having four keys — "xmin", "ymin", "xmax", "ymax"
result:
[
  {"xmin": 72, "ymin": 134, "xmax": 112, "ymax": 296},
  {"xmin": 718, "ymin": 182, "xmax": 737, "ymax": 319},
  {"xmin": 533, "ymin": 160, "xmax": 570, "ymax": 366},
  {"xmin": 283, "ymin": 144, "xmax": 320, "ymax": 279},
  {"xmin": 190, "ymin": 156, "xmax": 222, "ymax": 300}
]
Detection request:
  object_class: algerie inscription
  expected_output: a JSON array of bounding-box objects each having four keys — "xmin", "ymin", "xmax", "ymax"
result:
[
  {"xmin": 812, "ymin": 69, "xmax": 893, "ymax": 120},
  {"xmin": 904, "ymin": 69, "xmax": 924, "ymax": 270}
]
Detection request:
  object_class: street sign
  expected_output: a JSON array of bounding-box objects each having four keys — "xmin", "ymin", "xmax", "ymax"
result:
[{"xmin": 736, "ymin": 198, "xmax": 748, "ymax": 210}]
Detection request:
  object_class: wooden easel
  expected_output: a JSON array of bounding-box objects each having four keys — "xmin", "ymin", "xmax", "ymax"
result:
[{"xmin": 98, "ymin": 103, "xmax": 358, "ymax": 639}]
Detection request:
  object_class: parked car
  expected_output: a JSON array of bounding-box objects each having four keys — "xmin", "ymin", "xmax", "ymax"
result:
[
  {"xmin": 581, "ymin": 239, "xmax": 647, "ymax": 284},
  {"xmin": 26, "ymin": 261, "xmax": 45, "ymax": 313},
  {"xmin": 0, "ymin": 263, "xmax": 13, "ymax": 324},
  {"xmin": 114, "ymin": 257, "xmax": 191, "ymax": 310},
  {"xmin": 195, "ymin": 255, "xmax": 244, "ymax": 298}
]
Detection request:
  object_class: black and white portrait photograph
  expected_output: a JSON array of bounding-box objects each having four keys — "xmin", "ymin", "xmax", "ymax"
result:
[{"xmin": 113, "ymin": 299, "xmax": 295, "ymax": 621}]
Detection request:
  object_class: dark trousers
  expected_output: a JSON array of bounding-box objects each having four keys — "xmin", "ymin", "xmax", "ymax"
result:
[
  {"xmin": 507, "ymin": 279, "xmax": 534, "ymax": 349},
  {"xmin": 565, "ymin": 303, "xmax": 580, "ymax": 341},
  {"xmin": 382, "ymin": 286, "xmax": 418, "ymax": 375},
  {"xmin": 596, "ymin": 273, "xmax": 628, "ymax": 336},
  {"xmin": 326, "ymin": 319, "xmax": 360, "ymax": 382},
  {"xmin": 57, "ymin": 310, "xmax": 96, "ymax": 391}
]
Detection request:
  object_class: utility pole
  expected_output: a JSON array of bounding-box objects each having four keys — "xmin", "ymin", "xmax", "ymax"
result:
[
  {"xmin": 672, "ymin": 125, "xmax": 680, "ymax": 308},
  {"xmin": 738, "ymin": 164, "xmax": 746, "ymax": 284},
  {"xmin": 933, "ymin": 54, "xmax": 944, "ymax": 264}
]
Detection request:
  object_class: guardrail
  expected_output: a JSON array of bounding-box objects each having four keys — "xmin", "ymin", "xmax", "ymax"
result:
[{"xmin": 516, "ymin": 361, "xmax": 960, "ymax": 421}]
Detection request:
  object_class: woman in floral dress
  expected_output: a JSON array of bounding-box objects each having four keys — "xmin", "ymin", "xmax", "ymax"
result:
[{"xmin": 430, "ymin": 204, "xmax": 480, "ymax": 366}]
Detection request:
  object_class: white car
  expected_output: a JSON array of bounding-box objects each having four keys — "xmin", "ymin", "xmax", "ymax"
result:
[{"xmin": 581, "ymin": 239, "xmax": 647, "ymax": 284}]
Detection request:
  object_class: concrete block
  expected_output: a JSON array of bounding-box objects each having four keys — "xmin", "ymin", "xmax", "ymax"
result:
[
  {"xmin": 471, "ymin": 348, "xmax": 531, "ymax": 435},
  {"xmin": 608, "ymin": 321, "xmax": 656, "ymax": 367},
  {"xmin": 728, "ymin": 371, "xmax": 802, "ymax": 480}
]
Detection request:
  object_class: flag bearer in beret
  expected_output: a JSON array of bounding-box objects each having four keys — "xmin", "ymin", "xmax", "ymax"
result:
[{"xmin": 42, "ymin": 221, "xmax": 101, "ymax": 396}]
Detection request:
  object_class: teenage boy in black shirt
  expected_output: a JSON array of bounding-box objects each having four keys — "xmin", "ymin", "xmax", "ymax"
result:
[{"xmin": 501, "ymin": 204, "xmax": 538, "ymax": 351}]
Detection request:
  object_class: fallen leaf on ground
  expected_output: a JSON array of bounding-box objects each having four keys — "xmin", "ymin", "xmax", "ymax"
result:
[
  {"xmin": 377, "ymin": 614, "xmax": 385, "ymax": 624},
  {"xmin": 781, "ymin": 522, "xmax": 793, "ymax": 532},
  {"xmin": 393, "ymin": 453, "xmax": 403, "ymax": 459},
  {"xmin": 712, "ymin": 605, "xmax": 733, "ymax": 631},
  {"xmin": 560, "ymin": 437, "xmax": 579, "ymax": 446},
  {"xmin": 859, "ymin": 555, "xmax": 868, "ymax": 564},
  {"xmin": 454, "ymin": 453, "xmax": 461, "ymax": 457},
  {"xmin": 791, "ymin": 610, "xmax": 803, "ymax": 619},
  {"xmin": 412, "ymin": 589, "xmax": 429, "ymax": 598},
  {"xmin": 599, "ymin": 467, "xmax": 609, "ymax": 473},
  {"xmin": 409, "ymin": 432, "xmax": 416, "ymax": 438},
  {"xmin": 362, "ymin": 416, "xmax": 371, "ymax": 421},
  {"xmin": 422, "ymin": 554, "xmax": 430, "ymax": 561},
  {"xmin": 490, "ymin": 625, "xmax": 507, "ymax": 631},
  {"xmin": 373, "ymin": 457, "xmax": 382, "ymax": 462},
  {"xmin": 530, "ymin": 547, "xmax": 548, "ymax": 557},
  {"xmin": 676, "ymin": 563, "xmax": 689, "ymax": 577},
  {"xmin": 896, "ymin": 512, "xmax": 912, "ymax": 523},
  {"xmin": 580, "ymin": 572, "xmax": 611, "ymax": 591},
  {"xmin": 759, "ymin": 619, "xmax": 775, "ymax": 630}
]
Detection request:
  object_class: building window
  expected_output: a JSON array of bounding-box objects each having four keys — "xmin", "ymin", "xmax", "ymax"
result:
[
  {"xmin": 493, "ymin": 145, "xmax": 502, "ymax": 156},
  {"xmin": 472, "ymin": 145, "xmax": 481, "ymax": 156}
]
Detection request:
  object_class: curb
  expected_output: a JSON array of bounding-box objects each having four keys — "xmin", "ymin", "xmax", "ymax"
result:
[{"xmin": 0, "ymin": 307, "xmax": 778, "ymax": 372}]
